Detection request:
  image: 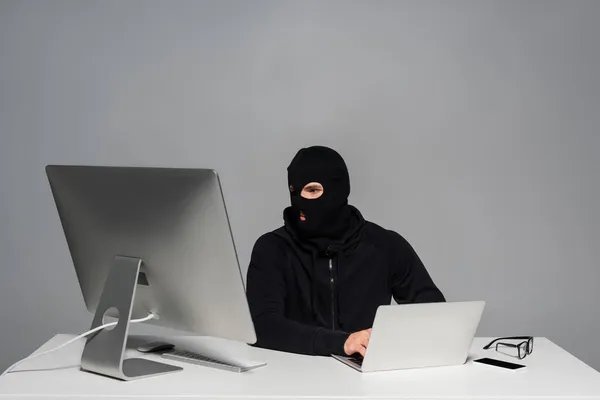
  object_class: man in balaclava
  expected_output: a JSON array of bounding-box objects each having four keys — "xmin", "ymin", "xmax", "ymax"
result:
[{"xmin": 246, "ymin": 146, "xmax": 444, "ymax": 357}]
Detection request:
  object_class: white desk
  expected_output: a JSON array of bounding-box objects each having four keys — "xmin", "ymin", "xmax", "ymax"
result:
[{"xmin": 1, "ymin": 335, "xmax": 599, "ymax": 399}]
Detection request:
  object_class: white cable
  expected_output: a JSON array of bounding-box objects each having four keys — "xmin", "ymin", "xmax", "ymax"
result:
[{"xmin": 1, "ymin": 313, "xmax": 156, "ymax": 377}]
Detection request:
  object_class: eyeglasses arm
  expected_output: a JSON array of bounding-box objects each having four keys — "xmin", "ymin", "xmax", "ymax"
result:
[{"xmin": 483, "ymin": 336, "xmax": 532, "ymax": 349}]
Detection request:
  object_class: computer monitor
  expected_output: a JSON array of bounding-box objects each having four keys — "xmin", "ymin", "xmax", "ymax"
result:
[{"xmin": 45, "ymin": 165, "xmax": 256, "ymax": 380}]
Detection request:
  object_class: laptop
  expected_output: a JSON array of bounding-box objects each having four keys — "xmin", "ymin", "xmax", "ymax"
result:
[{"xmin": 332, "ymin": 301, "xmax": 485, "ymax": 372}]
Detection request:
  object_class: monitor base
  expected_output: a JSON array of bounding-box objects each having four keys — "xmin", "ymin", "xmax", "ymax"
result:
[{"xmin": 80, "ymin": 256, "xmax": 182, "ymax": 381}]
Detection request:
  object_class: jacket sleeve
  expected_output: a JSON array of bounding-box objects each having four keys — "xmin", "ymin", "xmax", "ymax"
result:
[
  {"xmin": 389, "ymin": 232, "xmax": 446, "ymax": 304},
  {"xmin": 246, "ymin": 234, "xmax": 349, "ymax": 356}
]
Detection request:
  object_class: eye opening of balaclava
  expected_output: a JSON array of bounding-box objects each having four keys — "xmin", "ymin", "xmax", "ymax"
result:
[{"xmin": 287, "ymin": 146, "xmax": 351, "ymax": 239}]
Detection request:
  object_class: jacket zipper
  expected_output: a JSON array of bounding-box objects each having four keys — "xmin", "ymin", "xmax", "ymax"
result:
[{"xmin": 329, "ymin": 258, "xmax": 335, "ymax": 330}]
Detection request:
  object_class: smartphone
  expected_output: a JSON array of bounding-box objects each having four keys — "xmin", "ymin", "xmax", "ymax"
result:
[{"xmin": 473, "ymin": 357, "xmax": 526, "ymax": 370}]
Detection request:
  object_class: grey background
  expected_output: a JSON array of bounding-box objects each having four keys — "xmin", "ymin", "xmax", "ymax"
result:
[{"xmin": 1, "ymin": 0, "xmax": 598, "ymax": 372}]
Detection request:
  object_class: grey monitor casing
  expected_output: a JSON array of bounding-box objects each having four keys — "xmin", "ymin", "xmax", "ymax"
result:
[{"xmin": 46, "ymin": 166, "xmax": 256, "ymax": 379}]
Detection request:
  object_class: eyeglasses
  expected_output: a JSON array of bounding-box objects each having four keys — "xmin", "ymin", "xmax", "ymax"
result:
[{"xmin": 483, "ymin": 336, "xmax": 534, "ymax": 360}]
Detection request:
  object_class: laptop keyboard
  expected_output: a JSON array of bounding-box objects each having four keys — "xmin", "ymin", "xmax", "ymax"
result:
[{"xmin": 348, "ymin": 354, "xmax": 364, "ymax": 366}]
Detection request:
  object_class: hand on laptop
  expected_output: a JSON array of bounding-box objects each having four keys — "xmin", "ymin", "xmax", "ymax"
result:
[{"xmin": 344, "ymin": 328, "xmax": 372, "ymax": 357}]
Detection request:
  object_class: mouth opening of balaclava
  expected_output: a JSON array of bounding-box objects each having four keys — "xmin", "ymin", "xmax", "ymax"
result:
[{"xmin": 286, "ymin": 146, "xmax": 352, "ymax": 240}]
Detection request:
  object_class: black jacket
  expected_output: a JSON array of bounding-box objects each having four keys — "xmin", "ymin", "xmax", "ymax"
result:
[{"xmin": 246, "ymin": 207, "xmax": 445, "ymax": 356}]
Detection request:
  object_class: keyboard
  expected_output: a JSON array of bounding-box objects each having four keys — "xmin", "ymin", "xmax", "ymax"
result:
[
  {"xmin": 331, "ymin": 353, "xmax": 365, "ymax": 371},
  {"xmin": 161, "ymin": 349, "xmax": 265, "ymax": 373},
  {"xmin": 348, "ymin": 354, "xmax": 364, "ymax": 367}
]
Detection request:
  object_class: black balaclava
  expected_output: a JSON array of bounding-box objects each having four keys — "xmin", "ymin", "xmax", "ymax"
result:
[{"xmin": 286, "ymin": 146, "xmax": 352, "ymax": 240}]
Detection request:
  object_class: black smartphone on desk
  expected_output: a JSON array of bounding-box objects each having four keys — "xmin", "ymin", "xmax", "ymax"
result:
[{"xmin": 473, "ymin": 357, "xmax": 526, "ymax": 370}]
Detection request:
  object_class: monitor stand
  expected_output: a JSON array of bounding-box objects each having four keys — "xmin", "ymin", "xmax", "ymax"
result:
[{"xmin": 80, "ymin": 256, "xmax": 183, "ymax": 381}]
